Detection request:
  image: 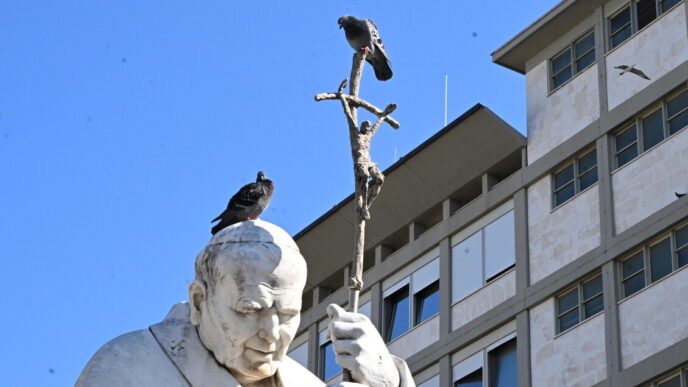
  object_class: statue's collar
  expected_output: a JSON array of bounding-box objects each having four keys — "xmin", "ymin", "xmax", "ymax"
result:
[
  {"xmin": 149, "ymin": 302, "xmax": 240, "ymax": 386},
  {"xmin": 148, "ymin": 303, "xmax": 323, "ymax": 387}
]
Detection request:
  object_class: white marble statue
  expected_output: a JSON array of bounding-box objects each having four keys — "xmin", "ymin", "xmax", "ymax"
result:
[{"xmin": 77, "ymin": 220, "xmax": 414, "ymax": 386}]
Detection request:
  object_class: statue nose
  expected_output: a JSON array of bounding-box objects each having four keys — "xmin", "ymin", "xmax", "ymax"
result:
[{"xmin": 258, "ymin": 311, "xmax": 280, "ymax": 343}]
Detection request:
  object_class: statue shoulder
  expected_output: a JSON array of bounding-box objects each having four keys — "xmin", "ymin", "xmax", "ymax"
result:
[
  {"xmin": 76, "ymin": 328, "xmax": 188, "ymax": 387},
  {"xmin": 278, "ymin": 356, "xmax": 326, "ymax": 386}
]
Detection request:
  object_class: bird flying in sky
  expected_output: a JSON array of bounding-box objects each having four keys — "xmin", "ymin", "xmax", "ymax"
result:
[
  {"xmin": 338, "ymin": 15, "xmax": 393, "ymax": 81},
  {"xmin": 615, "ymin": 65, "xmax": 651, "ymax": 80},
  {"xmin": 211, "ymin": 171, "xmax": 274, "ymax": 235}
]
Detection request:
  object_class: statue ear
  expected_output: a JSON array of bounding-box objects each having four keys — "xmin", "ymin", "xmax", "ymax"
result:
[{"xmin": 188, "ymin": 280, "xmax": 207, "ymax": 326}]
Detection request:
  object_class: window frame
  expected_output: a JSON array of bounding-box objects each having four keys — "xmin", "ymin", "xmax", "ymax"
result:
[
  {"xmin": 549, "ymin": 30, "xmax": 596, "ymax": 92},
  {"xmin": 551, "ymin": 147, "xmax": 599, "ymax": 208},
  {"xmin": 414, "ymin": 280, "xmax": 440, "ymax": 326},
  {"xmin": 606, "ymin": 0, "xmax": 684, "ymax": 50},
  {"xmin": 555, "ymin": 273, "xmax": 604, "ymax": 334},
  {"xmin": 612, "ymin": 87, "xmax": 688, "ymax": 170},
  {"xmin": 619, "ymin": 222, "xmax": 688, "ymax": 299},
  {"xmin": 451, "ymin": 210, "xmax": 516, "ymax": 304},
  {"xmin": 383, "ymin": 284, "xmax": 410, "ymax": 342},
  {"xmin": 319, "ymin": 339, "xmax": 341, "ymax": 381}
]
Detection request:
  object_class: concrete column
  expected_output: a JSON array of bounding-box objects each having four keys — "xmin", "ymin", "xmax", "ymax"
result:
[
  {"xmin": 312, "ymin": 286, "xmax": 332, "ymax": 305},
  {"xmin": 307, "ymin": 324, "xmax": 319, "ymax": 374},
  {"xmin": 597, "ymin": 134, "xmax": 616, "ymax": 246},
  {"xmin": 375, "ymin": 244, "xmax": 393, "ymax": 264},
  {"xmin": 602, "ymin": 261, "xmax": 622, "ymax": 385},
  {"xmin": 482, "ymin": 173, "xmax": 499, "ymax": 194},
  {"xmin": 439, "ymin": 237, "xmax": 452, "ymax": 338},
  {"xmin": 514, "ymin": 188, "xmax": 530, "ymax": 293},
  {"xmin": 443, "ymin": 198, "xmax": 460, "ymax": 220},
  {"xmin": 439, "ymin": 355, "xmax": 452, "ymax": 387},
  {"xmin": 594, "ymin": 5, "xmax": 609, "ymax": 115},
  {"xmin": 516, "ymin": 311, "xmax": 532, "ymax": 387},
  {"xmin": 409, "ymin": 222, "xmax": 427, "ymax": 241}
]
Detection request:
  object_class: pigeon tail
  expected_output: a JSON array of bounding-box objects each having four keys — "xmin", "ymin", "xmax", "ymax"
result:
[
  {"xmin": 677, "ymin": 192, "xmax": 686, "ymax": 198},
  {"xmin": 368, "ymin": 54, "xmax": 393, "ymax": 81}
]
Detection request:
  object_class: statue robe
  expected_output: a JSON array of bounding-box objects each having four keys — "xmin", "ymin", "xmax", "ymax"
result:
[{"xmin": 76, "ymin": 303, "xmax": 414, "ymax": 386}]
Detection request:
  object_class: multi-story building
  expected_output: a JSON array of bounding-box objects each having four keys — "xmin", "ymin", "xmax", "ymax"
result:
[{"xmin": 288, "ymin": 0, "xmax": 688, "ymax": 386}]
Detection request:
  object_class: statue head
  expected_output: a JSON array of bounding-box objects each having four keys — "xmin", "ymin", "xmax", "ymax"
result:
[{"xmin": 188, "ymin": 220, "xmax": 307, "ymax": 384}]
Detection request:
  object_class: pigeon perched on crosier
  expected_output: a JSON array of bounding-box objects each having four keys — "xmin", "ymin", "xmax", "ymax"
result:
[
  {"xmin": 338, "ymin": 15, "xmax": 393, "ymax": 81},
  {"xmin": 211, "ymin": 171, "xmax": 274, "ymax": 235}
]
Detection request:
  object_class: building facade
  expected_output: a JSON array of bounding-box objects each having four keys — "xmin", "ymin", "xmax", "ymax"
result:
[{"xmin": 289, "ymin": 1, "xmax": 688, "ymax": 386}]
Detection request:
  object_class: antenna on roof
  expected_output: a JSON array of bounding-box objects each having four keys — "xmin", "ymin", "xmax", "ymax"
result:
[
  {"xmin": 394, "ymin": 145, "xmax": 398, "ymax": 162},
  {"xmin": 444, "ymin": 74, "xmax": 448, "ymax": 127}
]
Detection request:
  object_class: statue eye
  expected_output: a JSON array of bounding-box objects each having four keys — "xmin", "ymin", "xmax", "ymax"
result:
[{"xmin": 234, "ymin": 300, "xmax": 262, "ymax": 314}]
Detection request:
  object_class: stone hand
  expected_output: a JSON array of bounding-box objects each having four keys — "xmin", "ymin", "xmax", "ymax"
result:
[{"xmin": 327, "ymin": 304, "xmax": 400, "ymax": 387}]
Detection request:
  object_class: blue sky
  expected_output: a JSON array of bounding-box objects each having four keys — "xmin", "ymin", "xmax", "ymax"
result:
[{"xmin": 0, "ymin": 1, "xmax": 558, "ymax": 385}]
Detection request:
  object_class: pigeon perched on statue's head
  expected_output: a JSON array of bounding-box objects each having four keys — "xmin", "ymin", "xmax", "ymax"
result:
[
  {"xmin": 211, "ymin": 171, "xmax": 274, "ymax": 235},
  {"xmin": 338, "ymin": 15, "xmax": 393, "ymax": 81}
]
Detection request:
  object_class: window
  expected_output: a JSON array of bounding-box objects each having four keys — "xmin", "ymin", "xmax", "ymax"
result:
[
  {"xmin": 488, "ymin": 339, "xmax": 517, "ymax": 387},
  {"xmin": 383, "ymin": 258, "xmax": 440, "ymax": 342},
  {"xmin": 319, "ymin": 340, "xmax": 341, "ymax": 381},
  {"xmin": 455, "ymin": 369, "xmax": 482, "ymax": 387},
  {"xmin": 608, "ymin": 0, "xmax": 683, "ymax": 49},
  {"xmin": 451, "ymin": 210, "xmax": 515, "ymax": 303},
  {"xmin": 556, "ymin": 274, "xmax": 604, "ymax": 333},
  {"xmin": 415, "ymin": 280, "xmax": 440, "ymax": 325},
  {"xmin": 553, "ymin": 148, "xmax": 598, "ymax": 207},
  {"xmin": 613, "ymin": 89, "xmax": 688, "ymax": 169},
  {"xmin": 647, "ymin": 367, "xmax": 688, "ymax": 387},
  {"xmin": 453, "ymin": 336, "xmax": 517, "ymax": 387},
  {"xmin": 620, "ymin": 223, "xmax": 688, "ymax": 298},
  {"xmin": 551, "ymin": 31, "xmax": 596, "ymax": 90},
  {"xmin": 384, "ymin": 285, "xmax": 409, "ymax": 342}
]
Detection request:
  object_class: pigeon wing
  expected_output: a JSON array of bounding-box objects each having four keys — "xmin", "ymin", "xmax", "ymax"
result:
[
  {"xmin": 365, "ymin": 19, "xmax": 393, "ymax": 81},
  {"xmin": 629, "ymin": 67, "xmax": 651, "ymax": 80}
]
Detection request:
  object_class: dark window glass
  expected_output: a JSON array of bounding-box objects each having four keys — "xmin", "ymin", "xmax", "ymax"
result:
[
  {"xmin": 678, "ymin": 248, "xmax": 688, "ymax": 268},
  {"xmin": 615, "ymin": 125, "xmax": 638, "ymax": 168},
  {"xmin": 584, "ymin": 294, "xmax": 604, "ymax": 317},
  {"xmin": 553, "ymin": 67, "xmax": 573, "ymax": 89},
  {"xmin": 675, "ymin": 225, "xmax": 688, "ymax": 249},
  {"xmin": 558, "ymin": 288, "xmax": 579, "ymax": 314},
  {"xmin": 574, "ymin": 33, "xmax": 596, "ymax": 72},
  {"xmin": 667, "ymin": 90, "xmax": 688, "ymax": 134},
  {"xmin": 489, "ymin": 339, "xmax": 517, "ymax": 387},
  {"xmin": 384, "ymin": 286, "xmax": 409, "ymax": 342},
  {"xmin": 583, "ymin": 275, "xmax": 602, "ymax": 299},
  {"xmin": 650, "ymin": 238, "xmax": 673, "ymax": 281},
  {"xmin": 455, "ymin": 369, "xmax": 483, "ymax": 387},
  {"xmin": 552, "ymin": 50, "xmax": 571, "ymax": 74},
  {"xmin": 636, "ymin": 0, "xmax": 658, "ymax": 30},
  {"xmin": 552, "ymin": 49, "xmax": 572, "ymax": 89},
  {"xmin": 616, "ymin": 146, "xmax": 639, "ymax": 168},
  {"xmin": 622, "ymin": 252, "xmax": 645, "ymax": 297},
  {"xmin": 557, "ymin": 288, "xmax": 580, "ymax": 332},
  {"xmin": 558, "ymin": 309, "xmax": 580, "ymax": 332},
  {"xmin": 615, "ymin": 124, "xmax": 638, "ymax": 150},
  {"xmin": 624, "ymin": 272, "xmax": 645, "ymax": 297},
  {"xmin": 582, "ymin": 275, "xmax": 604, "ymax": 317},
  {"xmin": 414, "ymin": 281, "xmax": 440, "ymax": 325},
  {"xmin": 622, "ymin": 251, "xmax": 645, "ymax": 277},
  {"xmin": 610, "ymin": 7, "xmax": 633, "ymax": 48},
  {"xmin": 660, "ymin": 0, "xmax": 682, "ymax": 13},
  {"xmin": 554, "ymin": 164, "xmax": 574, "ymax": 187},
  {"xmin": 657, "ymin": 374, "xmax": 681, "ymax": 387},
  {"xmin": 555, "ymin": 183, "xmax": 575, "ymax": 206},
  {"xmin": 676, "ymin": 226, "xmax": 688, "ymax": 260},
  {"xmin": 320, "ymin": 342, "xmax": 342, "ymax": 381},
  {"xmin": 642, "ymin": 109, "xmax": 665, "ymax": 151},
  {"xmin": 578, "ymin": 150, "xmax": 598, "ymax": 191}
]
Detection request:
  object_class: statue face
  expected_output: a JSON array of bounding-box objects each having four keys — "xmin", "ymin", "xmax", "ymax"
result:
[{"xmin": 193, "ymin": 248, "xmax": 305, "ymax": 383}]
